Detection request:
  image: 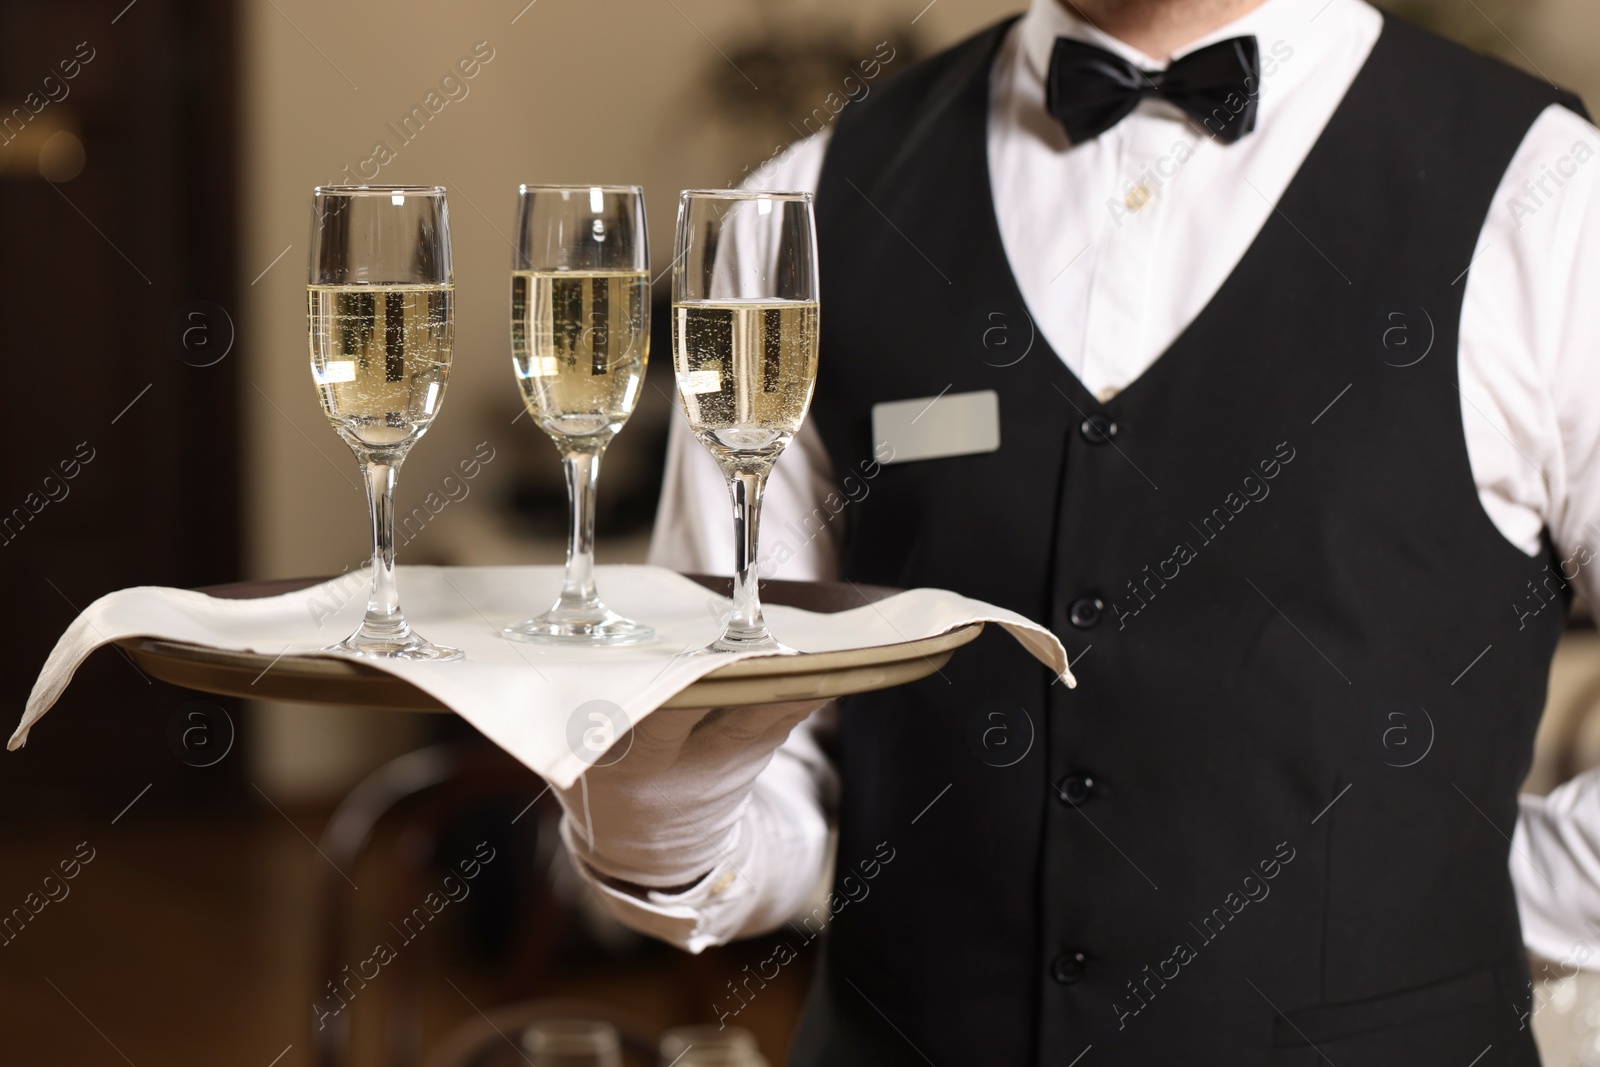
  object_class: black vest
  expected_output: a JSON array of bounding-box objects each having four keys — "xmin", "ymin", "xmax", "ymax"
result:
[{"xmin": 794, "ymin": 13, "xmax": 1583, "ymax": 1066}]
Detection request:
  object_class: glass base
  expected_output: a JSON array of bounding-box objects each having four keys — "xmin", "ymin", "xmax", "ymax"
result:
[
  {"xmin": 699, "ymin": 629, "xmax": 799, "ymax": 656},
  {"xmin": 322, "ymin": 631, "xmax": 463, "ymax": 662},
  {"xmin": 503, "ymin": 605, "xmax": 655, "ymax": 646}
]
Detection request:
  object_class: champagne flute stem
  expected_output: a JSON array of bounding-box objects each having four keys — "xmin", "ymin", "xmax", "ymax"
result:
[
  {"xmin": 726, "ymin": 467, "xmax": 770, "ymax": 642},
  {"xmin": 557, "ymin": 447, "xmax": 603, "ymax": 611},
  {"xmin": 359, "ymin": 457, "xmax": 407, "ymax": 639}
]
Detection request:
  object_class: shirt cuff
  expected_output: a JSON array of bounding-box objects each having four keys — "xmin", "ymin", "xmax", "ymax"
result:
[
  {"xmin": 560, "ymin": 815, "xmax": 761, "ymax": 954},
  {"xmin": 1514, "ymin": 781, "xmax": 1600, "ymax": 965}
]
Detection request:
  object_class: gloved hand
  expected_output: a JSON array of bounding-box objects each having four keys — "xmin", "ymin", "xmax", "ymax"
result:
[{"xmin": 551, "ymin": 699, "xmax": 831, "ymax": 891}]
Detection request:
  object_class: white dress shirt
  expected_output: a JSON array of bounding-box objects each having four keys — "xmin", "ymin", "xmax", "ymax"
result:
[{"xmin": 584, "ymin": 0, "xmax": 1600, "ymax": 960}]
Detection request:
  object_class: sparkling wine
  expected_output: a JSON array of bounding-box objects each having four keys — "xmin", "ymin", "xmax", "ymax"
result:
[
  {"xmin": 673, "ymin": 300, "xmax": 819, "ymax": 469},
  {"xmin": 511, "ymin": 270, "xmax": 648, "ymax": 444},
  {"xmin": 309, "ymin": 283, "xmax": 453, "ymax": 450}
]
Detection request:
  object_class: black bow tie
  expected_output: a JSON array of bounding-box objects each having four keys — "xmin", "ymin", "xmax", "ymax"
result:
[{"xmin": 1045, "ymin": 35, "xmax": 1262, "ymax": 145}]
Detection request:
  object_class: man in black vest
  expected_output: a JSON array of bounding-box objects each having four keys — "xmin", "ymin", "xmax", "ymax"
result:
[{"xmin": 554, "ymin": 0, "xmax": 1600, "ymax": 1061}]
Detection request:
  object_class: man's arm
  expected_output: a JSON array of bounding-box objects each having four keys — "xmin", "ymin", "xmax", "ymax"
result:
[
  {"xmin": 1468, "ymin": 101, "xmax": 1600, "ymax": 961},
  {"xmin": 561, "ymin": 701, "xmax": 839, "ymax": 952},
  {"xmin": 1515, "ymin": 775, "xmax": 1600, "ymax": 964},
  {"xmin": 563, "ymin": 420, "xmax": 845, "ymax": 950}
]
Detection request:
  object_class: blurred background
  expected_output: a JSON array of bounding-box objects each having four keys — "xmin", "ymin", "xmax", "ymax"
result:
[{"xmin": 3, "ymin": 0, "xmax": 1600, "ymax": 1063}]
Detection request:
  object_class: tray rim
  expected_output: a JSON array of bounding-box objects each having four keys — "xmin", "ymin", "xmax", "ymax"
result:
[
  {"xmin": 115, "ymin": 623, "xmax": 985, "ymax": 711},
  {"xmin": 118, "ymin": 623, "xmax": 983, "ymax": 678}
]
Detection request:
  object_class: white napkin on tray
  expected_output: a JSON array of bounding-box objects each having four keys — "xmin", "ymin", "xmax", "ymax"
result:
[{"xmin": 8, "ymin": 564, "xmax": 1071, "ymax": 788}]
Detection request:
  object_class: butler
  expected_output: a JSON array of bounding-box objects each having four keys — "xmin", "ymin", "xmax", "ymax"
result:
[{"xmin": 552, "ymin": 0, "xmax": 1600, "ymax": 1062}]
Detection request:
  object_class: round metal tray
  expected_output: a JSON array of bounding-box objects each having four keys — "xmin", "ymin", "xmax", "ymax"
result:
[{"xmin": 115, "ymin": 574, "xmax": 983, "ymax": 710}]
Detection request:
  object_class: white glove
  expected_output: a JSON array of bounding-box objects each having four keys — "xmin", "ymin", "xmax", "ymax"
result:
[{"xmin": 552, "ymin": 699, "xmax": 830, "ymax": 891}]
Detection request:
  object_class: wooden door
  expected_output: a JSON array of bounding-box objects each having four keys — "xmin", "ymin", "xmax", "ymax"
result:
[{"xmin": 0, "ymin": 0, "xmax": 242, "ymax": 813}]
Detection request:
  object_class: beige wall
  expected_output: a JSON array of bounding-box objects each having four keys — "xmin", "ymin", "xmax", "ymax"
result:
[
  {"xmin": 1529, "ymin": 0, "xmax": 1600, "ymax": 104},
  {"xmin": 243, "ymin": 0, "xmax": 1010, "ymax": 574}
]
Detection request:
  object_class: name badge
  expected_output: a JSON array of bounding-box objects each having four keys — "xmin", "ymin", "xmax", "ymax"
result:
[{"xmin": 872, "ymin": 389, "xmax": 1001, "ymax": 466}]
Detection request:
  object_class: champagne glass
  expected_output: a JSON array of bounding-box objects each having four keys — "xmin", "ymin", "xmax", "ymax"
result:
[
  {"xmin": 659, "ymin": 1025, "xmax": 768, "ymax": 1066},
  {"xmin": 521, "ymin": 1019, "xmax": 622, "ymax": 1067},
  {"xmin": 307, "ymin": 185, "xmax": 461, "ymax": 661},
  {"xmin": 672, "ymin": 191, "xmax": 819, "ymax": 654},
  {"xmin": 504, "ymin": 185, "xmax": 655, "ymax": 645}
]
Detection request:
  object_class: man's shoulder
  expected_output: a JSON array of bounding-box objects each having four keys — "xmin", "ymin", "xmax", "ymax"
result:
[
  {"xmin": 1374, "ymin": 11, "xmax": 1585, "ymax": 119},
  {"xmin": 819, "ymin": 16, "xmax": 1015, "ymax": 189},
  {"xmin": 838, "ymin": 17, "xmax": 1014, "ymax": 131}
]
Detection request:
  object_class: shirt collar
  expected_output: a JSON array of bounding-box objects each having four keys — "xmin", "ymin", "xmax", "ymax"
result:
[{"xmin": 1017, "ymin": 0, "xmax": 1367, "ymax": 97}]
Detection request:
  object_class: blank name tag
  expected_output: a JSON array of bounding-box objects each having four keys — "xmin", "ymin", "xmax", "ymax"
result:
[{"xmin": 872, "ymin": 389, "xmax": 1001, "ymax": 466}]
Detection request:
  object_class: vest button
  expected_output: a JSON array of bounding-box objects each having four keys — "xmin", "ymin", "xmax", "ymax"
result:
[
  {"xmin": 1051, "ymin": 949, "xmax": 1088, "ymax": 984},
  {"xmin": 1079, "ymin": 413, "xmax": 1118, "ymax": 445},
  {"xmin": 1056, "ymin": 772, "xmax": 1098, "ymax": 806},
  {"xmin": 1068, "ymin": 596, "xmax": 1103, "ymax": 629}
]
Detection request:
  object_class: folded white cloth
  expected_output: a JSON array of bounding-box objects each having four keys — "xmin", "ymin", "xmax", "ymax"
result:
[{"xmin": 9, "ymin": 565, "xmax": 1070, "ymax": 788}]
